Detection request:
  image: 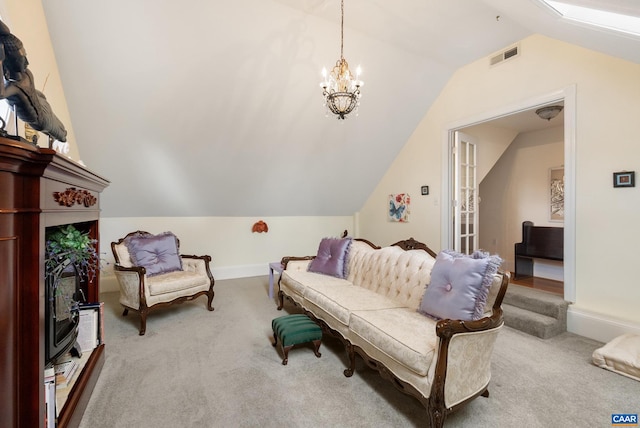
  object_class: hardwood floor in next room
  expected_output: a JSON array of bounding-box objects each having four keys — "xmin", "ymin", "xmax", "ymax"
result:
[{"xmin": 509, "ymin": 274, "xmax": 563, "ymax": 296}]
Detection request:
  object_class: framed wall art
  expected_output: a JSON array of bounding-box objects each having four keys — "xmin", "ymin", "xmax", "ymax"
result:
[
  {"xmin": 613, "ymin": 171, "xmax": 635, "ymax": 188},
  {"xmin": 388, "ymin": 193, "xmax": 410, "ymax": 222},
  {"xmin": 549, "ymin": 167, "xmax": 564, "ymax": 222}
]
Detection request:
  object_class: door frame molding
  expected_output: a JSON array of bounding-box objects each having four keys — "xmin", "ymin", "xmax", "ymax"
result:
[{"xmin": 441, "ymin": 85, "xmax": 576, "ymax": 302}]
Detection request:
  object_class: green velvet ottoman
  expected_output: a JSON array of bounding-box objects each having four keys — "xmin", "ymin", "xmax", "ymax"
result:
[{"xmin": 272, "ymin": 314, "xmax": 322, "ymax": 365}]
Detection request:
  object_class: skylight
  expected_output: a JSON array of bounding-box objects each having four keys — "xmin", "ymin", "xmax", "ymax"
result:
[{"xmin": 542, "ymin": 0, "xmax": 640, "ymax": 37}]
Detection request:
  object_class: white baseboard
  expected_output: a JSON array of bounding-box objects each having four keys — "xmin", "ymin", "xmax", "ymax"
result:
[
  {"xmin": 100, "ymin": 274, "xmax": 119, "ymax": 293},
  {"xmin": 99, "ymin": 264, "xmax": 269, "ymax": 294},
  {"xmin": 211, "ymin": 264, "xmax": 270, "ymax": 280},
  {"xmin": 567, "ymin": 306, "xmax": 640, "ymax": 343}
]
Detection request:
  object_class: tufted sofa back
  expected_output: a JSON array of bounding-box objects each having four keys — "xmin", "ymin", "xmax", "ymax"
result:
[{"xmin": 347, "ymin": 240, "xmax": 437, "ymax": 310}]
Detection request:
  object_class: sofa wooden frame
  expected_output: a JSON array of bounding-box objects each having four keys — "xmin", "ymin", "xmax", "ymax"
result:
[
  {"xmin": 277, "ymin": 238, "xmax": 510, "ymax": 428},
  {"xmin": 111, "ymin": 230, "xmax": 215, "ymax": 335}
]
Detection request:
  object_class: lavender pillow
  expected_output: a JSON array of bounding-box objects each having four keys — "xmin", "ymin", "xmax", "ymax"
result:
[
  {"xmin": 418, "ymin": 250, "xmax": 502, "ymax": 321},
  {"xmin": 308, "ymin": 237, "xmax": 352, "ymax": 279},
  {"xmin": 125, "ymin": 232, "xmax": 183, "ymax": 277}
]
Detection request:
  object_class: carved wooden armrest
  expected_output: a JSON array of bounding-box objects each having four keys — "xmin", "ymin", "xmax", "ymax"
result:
[
  {"xmin": 180, "ymin": 254, "xmax": 212, "ymax": 263},
  {"xmin": 280, "ymin": 255, "xmax": 315, "ymax": 269},
  {"xmin": 435, "ymin": 309, "xmax": 504, "ymax": 340},
  {"xmin": 429, "ymin": 309, "xmax": 505, "ymax": 417},
  {"xmin": 114, "ymin": 264, "xmax": 146, "ymax": 275}
]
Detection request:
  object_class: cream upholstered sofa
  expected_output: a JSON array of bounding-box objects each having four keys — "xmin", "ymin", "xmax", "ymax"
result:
[
  {"xmin": 277, "ymin": 237, "xmax": 509, "ymax": 427},
  {"xmin": 111, "ymin": 231, "xmax": 215, "ymax": 335}
]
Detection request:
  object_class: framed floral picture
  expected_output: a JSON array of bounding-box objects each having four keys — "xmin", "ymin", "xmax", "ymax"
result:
[{"xmin": 388, "ymin": 193, "xmax": 410, "ymax": 222}]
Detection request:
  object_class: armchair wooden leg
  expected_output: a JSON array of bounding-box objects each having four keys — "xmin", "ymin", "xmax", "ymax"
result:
[
  {"xmin": 428, "ymin": 382, "xmax": 447, "ymax": 428},
  {"xmin": 206, "ymin": 289, "xmax": 215, "ymax": 311},
  {"xmin": 122, "ymin": 308, "xmax": 129, "ymax": 316},
  {"xmin": 139, "ymin": 309, "xmax": 148, "ymax": 336}
]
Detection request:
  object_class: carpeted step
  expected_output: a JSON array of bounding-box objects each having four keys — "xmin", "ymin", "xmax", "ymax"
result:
[
  {"xmin": 502, "ymin": 284, "xmax": 569, "ymax": 339},
  {"xmin": 503, "ymin": 284, "xmax": 569, "ymax": 319},
  {"xmin": 502, "ymin": 303, "xmax": 566, "ymax": 339}
]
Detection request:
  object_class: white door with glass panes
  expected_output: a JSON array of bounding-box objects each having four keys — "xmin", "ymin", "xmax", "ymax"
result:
[{"xmin": 453, "ymin": 131, "xmax": 478, "ymax": 254}]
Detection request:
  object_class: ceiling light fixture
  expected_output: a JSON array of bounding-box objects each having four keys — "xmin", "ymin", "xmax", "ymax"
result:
[
  {"xmin": 536, "ymin": 105, "xmax": 564, "ymax": 121},
  {"xmin": 320, "ymin": 0, "xmax": 363, "ymax": 120}
]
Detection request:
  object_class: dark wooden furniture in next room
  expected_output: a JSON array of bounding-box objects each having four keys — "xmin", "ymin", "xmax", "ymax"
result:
[{"xmin": 514, "ymin": 221, "xmax": 563, "ymax": 279}]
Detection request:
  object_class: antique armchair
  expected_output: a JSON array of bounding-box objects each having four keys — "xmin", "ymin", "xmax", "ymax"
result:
[{"xmin": 111, "ymin": 230, "xmax": 215, "ymax": 335}]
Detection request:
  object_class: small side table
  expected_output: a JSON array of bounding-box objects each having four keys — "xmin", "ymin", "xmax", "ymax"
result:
[{"xmin": 268, "ymin": 261, "xmax": 284, "ymax": 299}]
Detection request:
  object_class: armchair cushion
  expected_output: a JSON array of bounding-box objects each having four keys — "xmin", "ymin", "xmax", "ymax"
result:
[
  {"xmin": 418, "ymin": 250, "xmax": 502, "ymax": 321},
  {"xmin": 146, "ymin": 270, "xmax": 210, "ymax": 296},
  {"xmin": 125, "ymin": 231, "xmax": 183, "ymax": 277}
]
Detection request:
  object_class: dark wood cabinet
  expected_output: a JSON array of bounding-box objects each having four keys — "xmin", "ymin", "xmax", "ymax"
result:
[{"xmin": 0, "ymin": 136, "xmax": 109, "ymax": 428}]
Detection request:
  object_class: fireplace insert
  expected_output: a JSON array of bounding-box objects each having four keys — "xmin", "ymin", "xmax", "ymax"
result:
[{"xmin": 45, "ymin": 260, "xmax": 82, "ymax": 364}]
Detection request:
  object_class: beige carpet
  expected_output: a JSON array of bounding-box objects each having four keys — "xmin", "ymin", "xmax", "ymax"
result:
[{"xmin": 79, "ymin": 276, "xmax": 639, "ymax": 427}]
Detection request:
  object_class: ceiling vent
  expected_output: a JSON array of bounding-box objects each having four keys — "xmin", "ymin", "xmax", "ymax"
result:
[{"xmin": 489, "ymin": 44, "xmax": 520, "ymax": 66}]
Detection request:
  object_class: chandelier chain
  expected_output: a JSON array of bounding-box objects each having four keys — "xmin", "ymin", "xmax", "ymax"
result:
[{"xmin": 340, "ymin": 0, "xmax": 344, "ymax": 60}]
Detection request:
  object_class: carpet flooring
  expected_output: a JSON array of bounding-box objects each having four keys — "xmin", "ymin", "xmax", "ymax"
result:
[{"xmin": 78, "ymin": 276, "xmax": 639, "ymax": 427}]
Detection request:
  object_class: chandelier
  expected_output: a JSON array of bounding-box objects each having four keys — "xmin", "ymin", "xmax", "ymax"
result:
[{"xmin": 320, "ymin": 0, "xmax": 363, "ymax": 119}]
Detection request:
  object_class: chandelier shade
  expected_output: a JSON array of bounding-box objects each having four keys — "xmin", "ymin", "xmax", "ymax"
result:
[{"xmin": 320, "ymin": 0, "xmax": 363, "ymax": 119}]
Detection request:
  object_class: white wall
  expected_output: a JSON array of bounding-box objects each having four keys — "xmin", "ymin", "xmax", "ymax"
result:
[
  {"xmin": 357, "ymin": 34, "xmax": 640, "ymax": 339},
  {"xmin": 0, "ymin": 0, "xmax": 79, "ymax": 159},
  {"xmin": 479, "ymin": 126, "xmax": 564, "ymax": 279},
  {"xmin": 99, "ymin": 215, "xmax": 353, "ymax": 292}
]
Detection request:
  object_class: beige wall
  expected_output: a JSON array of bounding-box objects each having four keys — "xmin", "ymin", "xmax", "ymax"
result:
[
  {"xmin": 358, "ymin": 34, "xmax": 640, "ymax": 335},
  {"xmin": 0, "ymin": 0, "xmax": 79, "ymax": 159},
  {"xmin": 99, "ymin": 215, "xmax": 354, "ymax": 292}
]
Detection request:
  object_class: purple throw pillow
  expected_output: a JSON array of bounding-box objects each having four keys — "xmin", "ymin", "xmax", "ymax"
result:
[
  {"xmin": 308, "ymin": 237, "xmax": 352, "ymax": 279},
  {"xmin": 125, "ymin": 232, "xmax": 183, "ymax": 277},
  {"xmin": 418, "ymin": 250, "xmax": 502, "ymax": 321}
]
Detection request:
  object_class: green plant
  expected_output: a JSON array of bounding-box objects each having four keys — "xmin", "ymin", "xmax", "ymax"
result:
[{"xmin": 45, "ymin": 224, "xmax": 99, "ymax": 283}]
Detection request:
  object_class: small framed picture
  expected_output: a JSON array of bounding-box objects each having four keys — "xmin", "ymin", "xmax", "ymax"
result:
[
  {"xmin": 613, "ymin": 171, "xmax": 635, "ymax": 188},
  {"xmin": 549, "ymin": 167, "xmax": 564, "ymax": 222},
  {"xmin": 421, "ymin": 185, "xmax": 429, "ymax": 195}
]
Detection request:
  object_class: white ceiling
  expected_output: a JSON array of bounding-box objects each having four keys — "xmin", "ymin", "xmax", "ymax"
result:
[
  {"xmin": 38, "ymin": 0, "xmax": 639, "ymax": 217},
  {"xmin": 477, "ymin": 102, "xmax": 565, "ymax": 134}
]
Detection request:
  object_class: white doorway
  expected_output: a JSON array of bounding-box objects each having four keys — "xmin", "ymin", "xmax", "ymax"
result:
[{"xmin": 441, "ymin": 86, "xmax": 576, "ymax": 302}]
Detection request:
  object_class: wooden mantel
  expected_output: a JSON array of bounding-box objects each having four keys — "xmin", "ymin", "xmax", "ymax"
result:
[{"xmin": 0, "ymin": 136, "xmax": 110, "ymax": 428}]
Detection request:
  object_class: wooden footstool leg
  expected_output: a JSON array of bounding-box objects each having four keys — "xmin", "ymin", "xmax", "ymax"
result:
[
  {"xmin": 312, "ymin": 339, "xmax": 322, "ymax": 358},
  {"xmin": 273, "ymin": 331, "xmax": 293, "ymax": 365},
  {"xmin": 282, "ymin": 345, "xmax": 293, "ymax": 365}
]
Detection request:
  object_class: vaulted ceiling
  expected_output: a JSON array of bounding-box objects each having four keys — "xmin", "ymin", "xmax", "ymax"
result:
[{"xmin": 39, "ymin": 0, "xmax": 640, "ymax": 217}]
